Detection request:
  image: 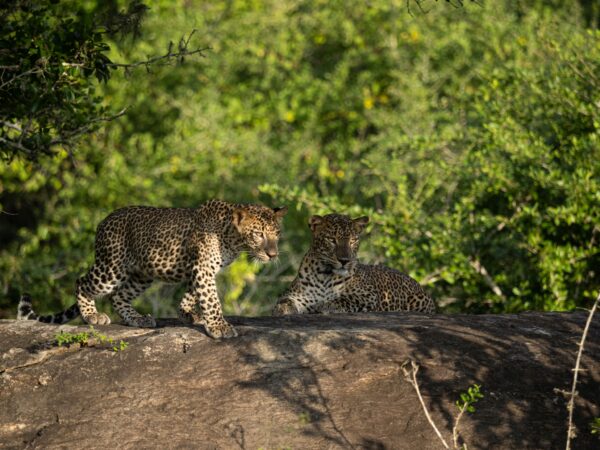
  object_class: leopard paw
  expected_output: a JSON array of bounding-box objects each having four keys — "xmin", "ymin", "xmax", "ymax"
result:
[
  {"xmin": 204, "ymin": 320, "xmax": 238, "ymax": 339},
  {"xmin": 126, "ymin": 314, "xmax": 156, "ymax": 328},
  {"xmin": 178, "ymin": 310, "xmax": 204, "ymax": 325},
  {"xmin": 272, "ymin": 300, "xmax": 298, "ymax": 316},
  {"xmin": 82, "ymin": 312, "xmax": 111, "ymax": 325}
]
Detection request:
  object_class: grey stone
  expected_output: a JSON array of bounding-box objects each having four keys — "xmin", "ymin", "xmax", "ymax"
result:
[{"xmin": 0, "ymin": 312, "xmax": 598, "ymax": 449}]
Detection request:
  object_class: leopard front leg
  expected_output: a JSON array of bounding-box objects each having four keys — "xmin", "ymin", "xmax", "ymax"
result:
[
  {"xmin": 272, "ymin": 277, "xmax": 322, "ymax": 315},
  {"xmin": 188, "ymin": 262, "xmax": 237, "ymax": 339},
  {"xmin": 272, "ymin": 296, "xmax": 299, "ymax": 316},
  {"xmin": 318, "ymin": 297, "xmax": 364, "ymax": 314},
  {"xmin": 178, "ymin": 291, "xmax": 204, "ymax": 325},
  {"xmin": 317, "ymin": 298, "xmax": 352, "ymax": 314}
]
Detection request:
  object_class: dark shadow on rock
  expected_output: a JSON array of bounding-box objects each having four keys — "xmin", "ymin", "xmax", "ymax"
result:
[{"xmin": 228, "ymin": 312, "xmax": 599, "ymax": 449}]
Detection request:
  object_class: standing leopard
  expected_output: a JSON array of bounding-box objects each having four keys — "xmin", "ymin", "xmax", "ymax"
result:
[
  {"xmin": 17, "ymin": 200, "xmax": 287, "ymax": 339},
  {"xmin": 272, "ymin": 213, "xmax": 434, "ymax": 315}
]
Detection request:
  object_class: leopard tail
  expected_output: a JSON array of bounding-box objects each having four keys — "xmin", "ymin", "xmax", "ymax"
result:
[{"xmin": 17, "ymin": 293, "xmax": 80, "ymax": 324}]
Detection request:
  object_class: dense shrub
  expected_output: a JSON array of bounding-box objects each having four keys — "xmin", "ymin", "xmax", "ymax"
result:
[{"xmin": 1, "ymin": 1, "xmax": 597, "ymax": 318}]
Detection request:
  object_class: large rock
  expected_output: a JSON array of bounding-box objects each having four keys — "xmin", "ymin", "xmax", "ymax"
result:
[{"xmin": 0, "ymin": 312, "xmax": 598, "ymax": 449}]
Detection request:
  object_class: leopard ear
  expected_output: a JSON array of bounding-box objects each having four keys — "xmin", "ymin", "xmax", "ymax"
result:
[
  {"xmin": 232, "ymin": 208, "xmax": 248, "ymax": 232},
  {"xmin": 309, "ymin": 215, "xmax": 323, "ymax": 233},
  {"xmin": 353, "ymin": 216, "xmax": 369, "ymax": 233},
  {"xmin": 273, "ymin": 206, "xmax": 288, "ymax": 221}
]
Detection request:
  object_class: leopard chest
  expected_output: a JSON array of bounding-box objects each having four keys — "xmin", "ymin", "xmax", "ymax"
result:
[{"xmin": 300, "ymin": 273, "xmax": 348, "ymax": 302}]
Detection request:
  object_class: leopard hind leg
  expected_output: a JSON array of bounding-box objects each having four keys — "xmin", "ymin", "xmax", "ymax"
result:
[
  {"xmin": 76, "ymin": 261, "xmax": 125, "ymax": 325},
  {"xmin": 109, "ymin": 274, "xmax": 156, "ymax": 328}
]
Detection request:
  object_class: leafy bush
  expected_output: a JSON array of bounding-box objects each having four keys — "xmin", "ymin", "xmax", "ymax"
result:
[
  {"xmin": 0, "ymin": 0, "xmax": 146, "ymax": 160},
  {"xmin": 1, "ymin": 0, "xmax": 597, "ymax": 318}
]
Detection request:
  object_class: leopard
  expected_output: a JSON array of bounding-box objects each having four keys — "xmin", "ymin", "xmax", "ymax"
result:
[
  {"xmin": 17, "ymin": 200, "xmax": 287, "ymax": 339},
  {"xmin": 272, "ymin": 213, "xmax": 434, "ymax": 316}
]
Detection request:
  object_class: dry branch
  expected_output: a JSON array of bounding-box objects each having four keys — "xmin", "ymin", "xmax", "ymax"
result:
[
  {"xmin": 402, "ymin": 359, "xmax": 451, "ymax": 449},
  {"xmin": 565, "ymin": 291, "xmax": 600, "ymax": 449}
]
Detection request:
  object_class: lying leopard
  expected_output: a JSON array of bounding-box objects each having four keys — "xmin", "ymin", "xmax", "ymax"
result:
[
  {"xmin": 18, "ymin": 200, "xmax": 287, "ymax": 338},
  {"xmin": 272, "ymin": 213, "xmax": 434, "ymax": 315}
]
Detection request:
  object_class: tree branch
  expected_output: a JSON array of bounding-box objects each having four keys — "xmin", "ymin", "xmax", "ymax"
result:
[
  {"xmin": 0, "ymin": 136, "xmax": 34, "ymax": 157},
  {"xmin": 0, "ymin": 67, "xmax": 43, "ymax": 91},
  {"xmin": 453, "ymin": 403, "xmax": 469, "ymax": 449},
  {"xmin": 401, "ymin": 360, "xmax": 451, "ymax": 449},
  {"xmin": 565, "ymin": 290, "xmax": 599, "ymax": 449},
  {"xmin": 49, "ymin": 107, "xmax": 128, "ymax": 145},
  {"xmin": 469, "ymin": 258, "xmax": 505, "ymax": 300},
  {"xmin": 1, "ymin": 108, "xmax": 128, "ymax": 158}
]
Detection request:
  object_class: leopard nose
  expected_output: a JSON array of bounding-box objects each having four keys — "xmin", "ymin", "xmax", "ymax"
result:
[
  {"xmin": 266, "ymin": 248, "xmax": 278, "ymax": 259},
  {"xmin": 338, "ymin": 256, "xmax": 350, "ymax": 266}
]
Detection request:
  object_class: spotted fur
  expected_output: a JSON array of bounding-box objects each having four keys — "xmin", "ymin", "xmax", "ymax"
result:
[
  {"xmin": 18, "ymin": 200, "xmax": 287, "ymax": 339},
  {"xmin": 272, "ymin": 214, "xmax": 434, "ymax": 315}
]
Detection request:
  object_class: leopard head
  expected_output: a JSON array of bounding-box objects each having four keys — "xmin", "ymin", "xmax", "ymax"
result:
[
  {"xmin": 232, "ymin": 205, "xmax": 288, "ymax": 262},
  {"xmin": 308, "ymin": 213, "xmax": 369, "ymax": 276}
]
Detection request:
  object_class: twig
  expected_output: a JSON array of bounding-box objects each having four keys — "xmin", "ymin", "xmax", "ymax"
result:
[
  {"xmin": 565, "ymin": 291, "xmax": 600, "ymax": 449},
  {"xmin": 421, "ymin": 268, "xmax": 443, "ymax": 285},
  {"xmin": 50, "ymin": 107, "xmax": 128, "ymax": 144},
  {"xmin": 402, "ymin": 360, "xmax": 450, "ymax": 449},
  {"xmin": 0, "ymin": 136, "xmax": 35, "ymax": 156},
  {"xmin": 1, "ymin": 31, "xmax": 208, "ymax": 93},
  {"xmin": 108, "ymin": 30, "xmax": 209, "ymax": 71},
  {"xmin": 469, "ymin": 258, "xmax": 505, "ymax": 300},
  {"xmin": 1, "ymin": 108, "xmax": 127, "ymax": 157},
  {"xmin": 453, "ymin": 403, "xmax": 468, "ymax": 449},
  {"xmin": 59, "ymin": 44, "xmax": 209, "ymax": 71},
  {"xmin": 0, "ymin": 120, "xmax": 23, "ymax": 132},
  {"xmin": 0, "ymin": 67, "xmax": 42, "ymax": 90}
]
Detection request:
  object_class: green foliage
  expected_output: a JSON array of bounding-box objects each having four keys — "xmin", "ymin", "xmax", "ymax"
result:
[
  {"xmin": 0, "ymin": 0, "xmax": 145, "ymax": 160},
  {"xmin": 113, "ymin": 339, "xmax": 128, "ymax": 352},
  {"xmin": 591, "ymin": 417, "xmax": 600, "ymax": 436},
  {"xmin": 55, "ymin": 329, "xmax": 90, "ymax": 347},
  {"xmin": 456, "ymin": 384, "xmax": 483, "ymax": 413},
  {"xmin": 1, "ymin": 0, "xmax": 598, "ymax": 319},
  {"xmin": 218, "ymin": 254, "xmax": 263, "ymax": 316},
  {"xmin": 0, "ymin": 0, "xmax": 206, "ymax": 161},
  {"xmin": 54, "ymin": 326, "xmax": 128, "ymax": 351},
  {"xmin": 298, "ymin": 412, "xmax": 312, "ymax": 425}
]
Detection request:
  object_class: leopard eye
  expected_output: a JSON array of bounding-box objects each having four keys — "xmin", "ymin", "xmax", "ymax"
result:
[
  {"xmin": 325, "ymin": 237, "xmax": 336, "ymax": 246},
  {"xmin": 252, "ymin": 231, "xmax": 263, "ymax": 240}
]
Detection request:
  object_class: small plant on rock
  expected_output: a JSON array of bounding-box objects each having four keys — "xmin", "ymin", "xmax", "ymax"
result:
[
  {"xmin": 453, "ymin": 384, "xmax": 484, "ymax": 448},
  {"xmin": 54, "ymin": 326, "xmax": 128, "ymax": 352},
  {"xmin": 55, "ymin": 330, "xmax": 90, "ymax": 347}
]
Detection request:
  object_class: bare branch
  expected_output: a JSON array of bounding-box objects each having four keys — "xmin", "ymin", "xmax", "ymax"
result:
[
  {"xmin": 469, "ymin": 258, "xmax": 505, "ymax": 300},
  {"xmin": 0, "ymin": 67, "xmax": 42, "ymax": 91},
  {"xmin": 49, "ymin": 107, "xmax": 128, "ymax": 145},
  {"xmin": 1, "ymin": 108, "xmax": 128, "ymax": 158},
  {"xmin": 453, "ymin": 403, "xmax": 469, "ymax": 449},
  {"xmin": 0, "ymin": 136, "xmax": 34, "ymax": 157},
  {"xmin": 108, "ymin": 31, "xmax": 209, "ymax": 70},
  {"xmin": 421, "ymin": 269, "xmax": 443, "ymax": 285},
  {"xmin": 401, "ymin": 360, "xmax": 451, "ymax": 449},
  {"xmin": 566, "ymin": 291, "xmax": 600, "ymax": 449},
  {"xmin": 58, "ymin": 45, "xmax": 209, "ymax": 72},
  {"xmin": 0, "ymin": 120, "xmax": 23, "ymax": 132}
]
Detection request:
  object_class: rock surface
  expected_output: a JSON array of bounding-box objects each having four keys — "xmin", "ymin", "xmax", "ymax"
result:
[{"xmin": 0, "ymin": 312, "xmax": 599, "ymax": 449}]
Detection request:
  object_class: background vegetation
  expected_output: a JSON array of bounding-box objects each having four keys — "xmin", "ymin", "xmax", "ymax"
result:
[{"xmin": 1, "ymin": 0, "xmax": 598, "ymax": 319}]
